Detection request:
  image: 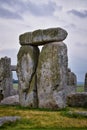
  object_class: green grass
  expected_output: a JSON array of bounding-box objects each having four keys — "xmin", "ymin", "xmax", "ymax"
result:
[
  {"xmin": 77, "ymin": 84, "xmax": 84, "ymax": 92},
  {"xmin": 0, "ymin": 106, "xmax": 87, "ymax": 130},
  {"xmin": 13, "ymin": 83, "xmax": 18, "ymax": 90}
]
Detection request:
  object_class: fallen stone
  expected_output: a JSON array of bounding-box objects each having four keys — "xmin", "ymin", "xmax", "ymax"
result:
[
  {"xmin": 67, "ymin": 92, "xmax": 87, "ymax": 107},
  {"xmin": 68, "ymin": 111, "xmax": 87, "ymax": 117},
  {"xmin": 37, "ymin": 42, "xmax": 68, "ymax": 109},
  {"xmin": 0, "ymin": 116, "xmax": 21, "ymax": 127},
  {"xmin": 19, "ymin": 27, "xmax": 68, "ymax": 46},
  {"xmin": 0, "ymin": 95, "xmax": 19, "ymax": 105}
]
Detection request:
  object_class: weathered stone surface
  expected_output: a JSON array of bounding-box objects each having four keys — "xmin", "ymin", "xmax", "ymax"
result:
[
  {"xmin": 0, "ymin": 116, "xmax": 21, "ymax": 126},
  {"xmin": 66, "ymin": 68, "xmax": 77, "ymax": 95},
  {"xmin": 11, "ymin": 65, "xmax": 17, "ymax": 71},
  {"xmin": 19, "ymin": 28, "xmax": 68, "ymax": 46},
  {"xmin": 0, "ymin": 93, "xmax": 3, "ymax": 102},
  {"xmin": 0, "ymin": 57, "xmax": 14, "ymax": 98},
  {"xmin": 67, "ymin": 111, "xmax": 87, "ymax": 117},
  {"xmin": 37, "ymin": 42, "xmax": 68, "ymax": 109},
  {"xmin": 10, "ymin": 88, "xmax": 18, "ymax": 96},
  {"xmin": 17, "ymin": 45, "xmax": 39, "ymax": 107},
  {"xmin": 67, "ymin": 68, "xmax": 77, "ymax": 86},
  {"xmin": 84, "ymin": 73, "xmax": 87, "ymax": 92},
  {"xmin": 0, "ymin": 95, "xmax": 19, "ymax": 105},
  {"xmin": 67, "ymin": 92, "xmax": 87, "ymax": 107}
]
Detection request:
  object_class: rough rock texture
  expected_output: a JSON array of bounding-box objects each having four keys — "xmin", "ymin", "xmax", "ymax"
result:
[
  {"xmin": 67, "ymin": 111, "xmax": 87, "ymax": 117},
  {"xmin": 11, "ymin": 65, "xmax": 17, "ymax": 71},
  {"xmin": 66, "ymin": 68, "xmax": 77, "ymax": 95},
  {"xmin": 84, "ymin": 73, "xmax": 87, "ymax": 92},
  {"xmin": 0, "ymin": 95, "xmax": 19, "ymax": 105},
  {"xmin": 17, "ymin": 45, "xmax": 39, "ymax": 107},
  {"xmin": 67, "ymin": 92, "xmax": 87, "ymax": 107},
  {"xmin": 0, "ymin": 116, "xmax": 21, "ymax": 126},
  {"xmin": 19, "ymin": 28, "xmax": 68, "ymax": 46},
  {"xmin": 0, "ymin": 93, "xmax": 3, "ymax": 102},
  {"xmin": 0, "ymin": 57, "xmax": 14, "ymax": 98},
  {"xmin": 67, "ymin": 68, "xmax": 77, "ymax": 86},
  {"xmin": 10, "ymin": 88, "xmax": 18, "ymax": 96},
  {"xmin": 37, "ymin": 42, "xmax": 68, "ymax": 109}
]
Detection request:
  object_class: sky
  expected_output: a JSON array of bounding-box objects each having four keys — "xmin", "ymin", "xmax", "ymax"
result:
[{"xmin": 0, "ymin": 0, "xmax": 87, "ymax": 82}]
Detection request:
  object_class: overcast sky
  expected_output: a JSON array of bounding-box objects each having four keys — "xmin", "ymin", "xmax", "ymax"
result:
[{"xmin": 0, "ymin": 0, "xmax": 87, "ymax": 82}]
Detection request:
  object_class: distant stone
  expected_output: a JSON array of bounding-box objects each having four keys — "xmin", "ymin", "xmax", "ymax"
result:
[
  {"xmin": 84, "ymin": 73, "xmax": 87, "ymax": 92},
  {"xmin": 67, "ymin": 69, "xmax": 77, "ymax": 86},
  {"xmin": 0, "ymin": 95, "xmax": 19, "ymax": 105},
  {"xmin": 0, "ymin": 116, "xmax": 21, "ymax": 126},
  {"xmin": 37, "ymin": 42, "xmax": 68, "ymax": 109},
  {"xmin": 66, "ymin": 69, "xmax": 77, "ymax": 95},
  {"xmin": 19, "ymin": 27, "xmax": 68, "ymax": 46},
  {"xmin": 11, "ymin": 65, "xmax": 17, "ymax": 71},
  {"xmin": 67, "ymin": 92, "xmax": 87, "ymax": 107},
  {"xmin": 0, "ymin": 57, "xmax": 15, "ymax": 98},
  {"xmin": 17, "ymin": 45, "xmax": 39, "ymax": 107}
]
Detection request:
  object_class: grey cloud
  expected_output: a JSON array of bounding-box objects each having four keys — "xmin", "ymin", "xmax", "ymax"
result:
[
  {"xmin": 68, "ymin": 9, "xmax": 87, "ymax": 18},
  {"xmin": 22, "ymin": 1, "xmax": 58, "ymax": 16},
  {"xmin": 0, "ymin": 0, "xmax": 23, "ymax": 19},
  {"xmin": 0, "ymin": 7, "xmax": 22, "ymax": 19},
  {"xmin": 0, "ymin": 0, "xmax": 59, "ymax": 19}
]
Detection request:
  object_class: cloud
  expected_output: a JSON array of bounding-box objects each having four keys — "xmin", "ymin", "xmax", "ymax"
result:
[
  {"xmin": 0, "ymin": 0, "xmax": 87, "ymax": 82},
  {"xmin": 0, "ymin": 7, "xmax": 22, "ymax": 19},
  {"xmin": 68, "ymin": 9, "xmax": 87, "ymax": 18},
  {"xmin": 0, "ymin": 0, "xmax": 60, "ymax": 19},
  {"xmin": 21, "ymin": 1, "xmax": 58, "ymax": 16},
  {"xmin": 0, "ymin": 0, "xmax": 23, "ymax": 19}
]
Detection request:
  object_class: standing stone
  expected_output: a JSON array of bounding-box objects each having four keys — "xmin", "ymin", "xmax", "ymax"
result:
[
  {"xmin": 66, "ymin": 68, "xmax": 77, "ymax": 94},
  {"xmin": 17, "ymin": 45, "xmax": 39, "ymax": 107},
  {"xmin": 0, "ymin": 57, "xmax": 13, "ymax": 98},
  {"xmin": 67, "ymin": 69, "xmax": 77, "ymax": 86},
  {"xmin": 84, "ymin": 73, "xmax": 87, "ymax": 92},
  {"xmin": 11, "ymin": 65, "xmax": 17, "ymax": 71},
  {"xmin": 37, "ymin": 42, "xmax": 68, "ymax": 109}
]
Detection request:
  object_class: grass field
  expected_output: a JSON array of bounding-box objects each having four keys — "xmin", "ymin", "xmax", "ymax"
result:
[
  {"xmin": 0, "ymin": 105, "xmax": 87, "ymax": 130},
  {"xmin": 77, "ymin": 84, "xmax": 84, "ymax": 92},
  {"xmin": 10, "ymin": 83, "xmax": 86, "ymax": 129},
  {"xmin": 13, "ymin": 83, "xmax": 18, "ymax": 90}
]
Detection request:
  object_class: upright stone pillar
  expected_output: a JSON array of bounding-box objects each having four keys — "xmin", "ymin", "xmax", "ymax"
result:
[
  {"xmin": 84, "ymin": 73, "xmax": 87, "ymax": 92},
  {"xmin": 17, "ymin": 46, "xmax": 39, "ymax": 107},
  {"xmin": 37, "ymin": 42, "xmax": 68, "ymax": 109},
  {"xmin": 66, "ymin": 68, "xmax": 77, "ymax": 94},
  {"xmin": 0, "ymin": 57, "xmax": 13, "ymax": 98}
]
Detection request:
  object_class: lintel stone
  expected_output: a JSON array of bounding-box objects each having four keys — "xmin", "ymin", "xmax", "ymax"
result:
[{"xmin": 19, "ymin": 27, "xmax": 68, "ymax": 46}]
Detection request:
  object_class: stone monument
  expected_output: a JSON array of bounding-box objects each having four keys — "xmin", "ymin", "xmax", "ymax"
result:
[{"xmin": 17, "ymin": 27, "xmax": 68, "ymax": 109}]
